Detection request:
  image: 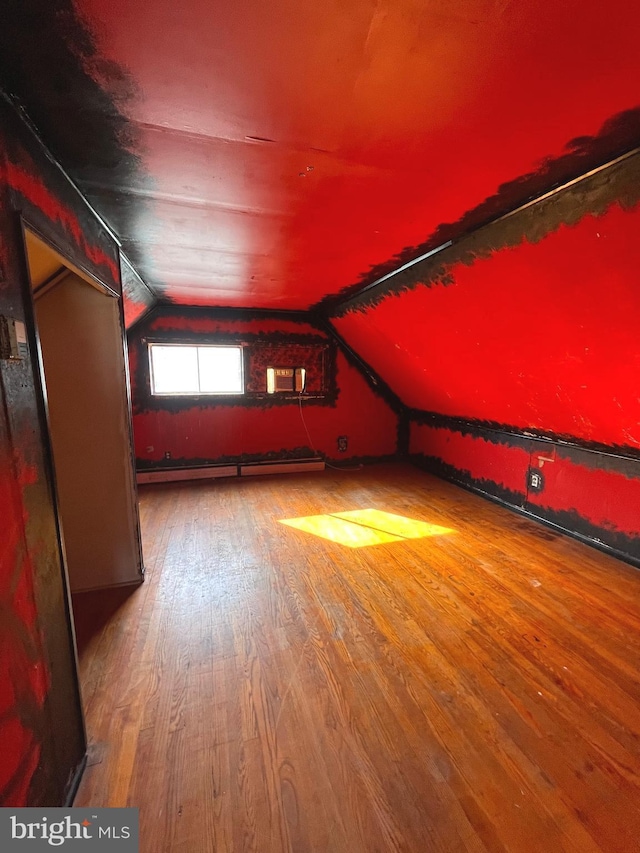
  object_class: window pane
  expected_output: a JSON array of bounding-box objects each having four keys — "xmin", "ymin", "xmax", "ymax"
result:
[
  {"xmin": 150, "ymin": 346, "xmax": 199, "ymax": 394},
  {"xmin": 198, "ymin": 346, "xmax": 243, "ymax": 393}
]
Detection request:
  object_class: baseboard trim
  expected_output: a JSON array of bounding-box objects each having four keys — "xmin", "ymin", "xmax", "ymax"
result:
[
  {"xmin": 137, "ymin": 458, "xmax": 328, "ymax": 483},
  {"xmin": 137, "ymin": 464, "xmax": 238, "ymax": 484},
  {"xmin": 239, "ymin": 459, "xmax": 325, "ymax": 476}
]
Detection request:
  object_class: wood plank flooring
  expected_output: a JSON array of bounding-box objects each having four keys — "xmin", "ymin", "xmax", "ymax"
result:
[{"xmin": 72, "ymin": 463, "xmax": 640, "ymax": 852}]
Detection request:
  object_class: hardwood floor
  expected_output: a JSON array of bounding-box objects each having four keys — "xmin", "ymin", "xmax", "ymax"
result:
[{"xmin": 72, "ymin": 463, "xmax": 640, "ymax": 852}]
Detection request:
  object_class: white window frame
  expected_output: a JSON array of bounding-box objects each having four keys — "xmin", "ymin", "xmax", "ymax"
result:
[{"xmin": 148, "ymin": 343, "xmax": 245, "ymax": 396}]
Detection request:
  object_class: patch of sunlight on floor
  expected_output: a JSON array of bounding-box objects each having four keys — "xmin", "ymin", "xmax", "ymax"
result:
[
  {"xmin": 279, "ymin": 509, "xmax": 455, "ymax": 548},
  {"xmin": 279, "ymin": 514, "xmax": 403, "ymax": 548},
  {"xmin": 333, "ymin": 509, "xmax": 454, "ymax": 539}
]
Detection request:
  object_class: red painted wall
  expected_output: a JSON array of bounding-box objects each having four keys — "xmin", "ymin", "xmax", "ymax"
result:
[
  {"xmin": 333, "ymin": 156, "xmax": 640, "ymax": 565},
  {"xmin": 128, "ymin": 309, "xmax": 399, "ymax": 466},
  {"xmin": 410, "ymin": 423, "xmax": 640, "ymax": 562},
  {"xmin": 410, "ymin": 425, "xmax": 530, "ymax": 503},
  {"xmin": 335, "ymin": 199, "xmax": 640, "ymax": 451}
]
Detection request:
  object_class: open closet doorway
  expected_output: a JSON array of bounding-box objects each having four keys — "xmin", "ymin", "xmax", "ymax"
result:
[{"xmin": 22, "ymin": 226, "xmax": 144, "ymax": 612}]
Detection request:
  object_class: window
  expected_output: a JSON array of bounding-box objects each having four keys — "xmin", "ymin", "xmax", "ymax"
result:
[{"xmin": 149, "ymin": 344, "xmax": 244, "ymax": 395}]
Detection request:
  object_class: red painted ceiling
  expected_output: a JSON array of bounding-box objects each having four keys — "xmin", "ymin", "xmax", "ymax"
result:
[{"xmin": 72, "ymin": 0, "xmax": 640, "ymax": 309}]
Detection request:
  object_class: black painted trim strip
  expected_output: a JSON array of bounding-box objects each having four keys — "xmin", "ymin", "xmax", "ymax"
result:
[
  {"xmin": 120, "ymin": 252, "xmax": 156, "ymax": 325},
  {"xmin": 320, "ymin": 318, "xmax": 406, "ymax": 415},
  {"xmin": 142, "ymin": 332, "xmax": 329, "ymax": 346},
  {"xmin": 150, "ymin": 300, "xmax": 315, "ymax": 325},
  {"xmin": 316, "ymin": 104, "xmax": 640, "ymax": 315},
  {"xmin": 325, "ymin": 145, "xmax": 640, "ymax": 317},
  {"xmin": 344, "ymin": 239, "xmax": 453, "ymax": 301},
  {"xmin": 409, "ymin": 408, "xmax": 640, "ymax": 464}
]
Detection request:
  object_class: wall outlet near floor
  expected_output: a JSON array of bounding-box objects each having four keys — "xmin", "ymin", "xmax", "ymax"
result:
[
  {"xmin": 337, "ymin": 436, "xmax": 348, "ymax": 453},
  {"xmin": 527, "ymin": 467, "xmax": 544, "ymax": 492},
  {"xmin": 164, "ymin": 451, "xmax": 172, "ymax": 460}
]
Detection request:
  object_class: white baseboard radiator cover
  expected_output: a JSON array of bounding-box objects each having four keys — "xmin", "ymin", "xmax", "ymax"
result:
[
  {"xmin": 137, "ymin": 458, "xmax": 325, "ymax": 485},
  {"xmin": 239, "ymin": 458, "xmax": 325, "ymax": 477},
  {"xmin": 137, "ymin": 465, "xmax": 238, "ymax": 484}
]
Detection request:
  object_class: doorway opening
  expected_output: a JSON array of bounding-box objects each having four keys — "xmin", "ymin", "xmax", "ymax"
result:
[{"xmin": 22, "ymin": 226, "xmax": 144, "ymax": 670}]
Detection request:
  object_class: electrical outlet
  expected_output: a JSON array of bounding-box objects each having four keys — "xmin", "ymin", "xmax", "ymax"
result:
[
  {"xmin": 337, "ymin": 436, "xmax": 348, "ymax": 453},
  {"xmin": 527, "ymin": 467, "xmax": 544, "ymax": 492},
  {"xmin": 164, "ymin": 451, "xmax": 172, "ymax": 460}
]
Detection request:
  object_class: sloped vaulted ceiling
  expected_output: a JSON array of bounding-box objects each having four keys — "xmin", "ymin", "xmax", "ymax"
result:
[{"xmin": 1, "ymin": 0, "xmax": 640, "ymax": 311}]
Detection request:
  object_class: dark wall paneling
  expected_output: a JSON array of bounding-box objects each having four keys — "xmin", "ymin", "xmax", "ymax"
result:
[
  {"xmin": 0, "ymin": 95, "xmax": 131, "ymax": 805},
  {"xmin": 411, "ymin": 422, "xmax": 640, "ymax": 567},
  {"xmin": 128, "ymin": 307, "xmax": 398, "ymax": 467}
]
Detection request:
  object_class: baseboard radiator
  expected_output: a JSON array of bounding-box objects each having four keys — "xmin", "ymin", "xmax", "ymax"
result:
[{"xmin": 137, "ymin": 458, "xmax": 325, "ymax": 485}]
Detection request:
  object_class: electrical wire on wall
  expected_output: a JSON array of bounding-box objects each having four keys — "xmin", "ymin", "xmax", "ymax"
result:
[{"xmin": 297, "ymin": 392, "xmax": 362, "ymax": 472}]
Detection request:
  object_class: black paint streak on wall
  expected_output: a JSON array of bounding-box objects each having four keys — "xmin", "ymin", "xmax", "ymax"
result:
[
  {"xmin": 412, "ymin": 453, "xmax": 527, "ymax": 508},
  {"xmin": 328, "ymin": 122, "xmax": 640, "ymax": 316},
  {"xmin": 0, "ymin": 0, "xmax": 155, "ymax": 289},
  {"xmin": 527, "ymin": 506, "xmax": 640, "ymax": 565},
  {"xmin": 141, "ymin": 329, "xmax": 329, "ymax": 348},
  {"xmin": 409, "ymin": 408, "xmax": 640, "ymax": 465},
  {"xmin": 0, "ymin": 1, "xmax": 138, "ymax": 172},
  {"xmin": 549, "ymin": 443, "xmax": 640, "ymax": 477},
  {"xmin": 411, "ymin": 451, "xmax": 640, "ymax": 568}
]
